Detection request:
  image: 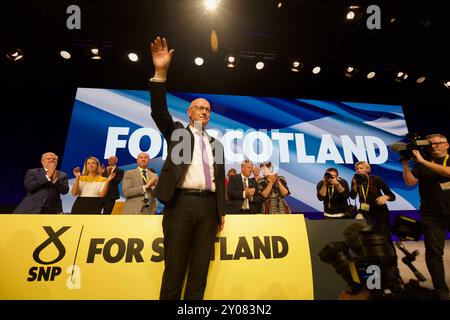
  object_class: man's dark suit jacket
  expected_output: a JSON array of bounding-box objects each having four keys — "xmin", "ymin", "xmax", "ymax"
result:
[
  {"xmin": 149, "ymin": 81, "xmax": 225, "ymax": 219},
  {"xmin": 226, "ymin": 173, "xmax": 262, "ymax": 214},
  {"xmin": 13, "ymin": 168, "xmax": 69, "ymax": 213},
  {"xmin": 102, "ymin": 167, "xmax": 124, "ymax": 200}
]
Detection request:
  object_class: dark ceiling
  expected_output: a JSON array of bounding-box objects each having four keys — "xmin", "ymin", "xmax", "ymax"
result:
[
  {"xmin": 1, "ymin": 1, "xmax": 449, "ymax": 209},
  {"xmin": 3, "ymin": 0, "xmax": 449, "ymax": 102}
]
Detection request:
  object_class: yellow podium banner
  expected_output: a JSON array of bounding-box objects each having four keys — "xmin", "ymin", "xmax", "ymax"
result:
[{"xmin": 0, "ymin": 214, "xmax": 313, "ymax": 300}]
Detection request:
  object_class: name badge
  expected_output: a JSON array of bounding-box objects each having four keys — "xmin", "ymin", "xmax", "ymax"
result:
[
  {"xmin": 360, "ymin": 203, "xmax": 370, "ymax": 212},
  {"xmin": 440, "ymin": 181, "xmax": 450, "ymax": 191}
]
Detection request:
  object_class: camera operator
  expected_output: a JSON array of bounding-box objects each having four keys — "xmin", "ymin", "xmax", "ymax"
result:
[
  {"xmin": 402, "ymin": 133, "xmax": 450, "ymax": 300},
  {"xmin": 350, "ymin": 161, "xmax": 396, "ymax": 243},
  {"xmin": 316, "ymin": 168, "xmax": 350, "ymax": 219}
]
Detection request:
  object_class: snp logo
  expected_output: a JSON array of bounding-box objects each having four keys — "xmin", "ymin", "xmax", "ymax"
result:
[{"xmin": 27, "ymin": 226, "xmax": 81, "ymax": 290}]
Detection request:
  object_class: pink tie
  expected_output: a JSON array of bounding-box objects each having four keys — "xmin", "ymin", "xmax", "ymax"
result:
[{"xmin": 198, "ymin": 131, "xmax": 212, "ymax": 190}]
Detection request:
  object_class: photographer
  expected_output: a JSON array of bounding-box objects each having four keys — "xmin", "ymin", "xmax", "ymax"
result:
[
  {"xmin": 350, "ymin": 161, "xmax": 396, "ymax": 242},
  {"xmin": 402, "ymin": 133, "xmax": 450, "ymax": 300},
  {"xmin": 316, "ymin": 168, "xmax": 350, "ymax": 219}
]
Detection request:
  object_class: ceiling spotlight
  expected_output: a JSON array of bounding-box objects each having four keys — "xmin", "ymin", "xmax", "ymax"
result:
[
  {"xmin": 194, "ymin": 57, "xmax": 204, "ymax": 66},
  {"xmin": 90, "ymin": 47, "xmax": 102, "ymax": 60},
  {"xmin": 312, "ymin": 66, "xmax": 321, "ymax": 74},
  {"xmin": 277, "ymin": 2, "xmax": 283, "ymax": 9},
  {"xmin": 292, "ymin": 61, "xmax": 300, "ymax": 68},
  {"xmin": 367, "ymin": 71, "xmax": 376, "ymax": 79},
  {"xmin": 390, "ymin": 17, "xmax": 396, "ymax": 23},
  {"xmin": 256, "ymin": 61, "xmax": 265, "ymax": 70},
  {"xmin": 227, "ymin": 55, "xmax": 235, "ymax": 63},
  {"xmin": 60, "ymin": 50, "xmax": 71, "ymax": 60},
  {"xmin": 205, "ymin": 0, "xmax": 219, "ymax": 11},
  {"xmin": 291, "ymin": 60, "xmax": 303, "ymax": 72},
  {"xmin": 416, "ymin": 76, "xmax": 426, "ymax": 84},
  {"xmin": 444, "ymin": 81, "xmax": 450, "ymax": 89},
  {"xmin": 226, "ymin": 55, "xmax": 236, "ymax": 68},
  {"xmin": 128, "ymin": 53, "xmax": 139, "ymax": 62},
  {"xmin": 6, "ymin": 49, "xmax": 24, "ymax": 62},
  {"xmin": 345, "ymin": 65, "xmax": 358, "ymax": 78},
  {"xmin": 395, "ymin": 71, "xmax": 409, "ymax": 82},
  {"xmin": 346, "ymin": 11, "xmax": 355, "ymax": 20}
]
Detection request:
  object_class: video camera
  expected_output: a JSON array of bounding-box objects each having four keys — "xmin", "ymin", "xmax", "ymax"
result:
[
  {"xmin": 390, "ymin": 132, "xmax": 431, "ymax": 161},
  {"xmin": 318, "ymin": 215, "xmax": 434, "ymax": 299}
]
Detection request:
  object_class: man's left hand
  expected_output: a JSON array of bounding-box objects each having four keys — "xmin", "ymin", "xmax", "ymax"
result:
[{"xmin": 218, "ymin": 216, "xmax": 225, "ymax": 232}]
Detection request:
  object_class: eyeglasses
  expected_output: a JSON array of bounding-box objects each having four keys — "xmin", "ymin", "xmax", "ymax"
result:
[
  {"xmin": 190, "ymin": 106, "xmax": 211, "ymax": 112},
  {"xmin": 430, "ymin": 141, "xmax": 447, "ymax": 146}
]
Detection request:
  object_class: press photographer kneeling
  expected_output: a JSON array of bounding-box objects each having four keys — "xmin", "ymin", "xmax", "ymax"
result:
[{"xmin": 401, "ymin": 133, "xmax": 450, "ymax": 300}]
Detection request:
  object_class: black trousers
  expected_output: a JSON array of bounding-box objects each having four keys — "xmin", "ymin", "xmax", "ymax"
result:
[
  {"xmin": 160, "ymin": 192, "xmax": 219, "ymax": 300},
  {"xmin": 101, "ymin": 198, "xmax": 117, "ymax": 214},
  {"xmin": 421, "ymin": 215, "xmax": 450, "ymax": 294}
]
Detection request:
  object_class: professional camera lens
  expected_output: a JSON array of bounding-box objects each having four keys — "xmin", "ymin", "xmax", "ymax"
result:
[
  {"xmin": 353, "ymin": 173, "xmax": 367, "ymax": 184},
  {"xmin": 324, "ymin": 172, "xmax": 333, "ymax": 179}
]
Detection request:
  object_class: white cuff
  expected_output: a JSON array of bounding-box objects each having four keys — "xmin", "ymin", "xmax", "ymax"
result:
[{"xmin": 150, "ymin": 77, "xmax": 167, "ymax": 83}]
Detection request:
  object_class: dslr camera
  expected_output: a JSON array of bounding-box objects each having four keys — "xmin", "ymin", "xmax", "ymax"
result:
[
  {"xmin": 353, "ymin": 173, "xmax": 368, "ymax": 185},
  {"xmin": 390, "ymin": 132, "xmax": 431, "ymax": 161},
  {"xmin": 324, "ymin": 172, "xmax": 333, "ymax": 180}
]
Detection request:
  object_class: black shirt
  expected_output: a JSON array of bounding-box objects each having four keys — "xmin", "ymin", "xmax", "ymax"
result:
[
  {"xmin": 316, "ymin": 178, "xmax": 350, "ymax": 214},
  {"xmin": 349, "ymin": 175, "xmax": 396, "ymax": 214},
  {"xmin": 412, "ymin": 155, "xmax": 450, "ymax": 216}
]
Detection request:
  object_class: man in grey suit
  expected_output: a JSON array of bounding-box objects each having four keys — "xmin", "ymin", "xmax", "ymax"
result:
[
  {"xmin": 122, "ymin": 152, "xmax": 158, "ymax": 214},
  {"xmin": 14, "ymin": 152, "xmax": 69, "ymax": 214}
]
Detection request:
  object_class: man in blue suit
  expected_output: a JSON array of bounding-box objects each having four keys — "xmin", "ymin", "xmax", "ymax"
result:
[
  {"xmin": 226, "ymin": 160, "xmax": 263, "ymax": 214},
  {"xmin": 14, "ymin": 152, "xmax": 69, "ymax": 214}
]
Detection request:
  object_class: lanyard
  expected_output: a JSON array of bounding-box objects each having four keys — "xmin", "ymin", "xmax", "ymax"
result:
[
  {"xmin": 432, "ymin": 154, "xmax": 448, "ymax": 167},
  {"xmin": 360, "ymin": 177, "xmax": 370, "ymax": 203},
  {"xmin": 327, "ymin": 186, "xmax": 334, "ymax": 209}
]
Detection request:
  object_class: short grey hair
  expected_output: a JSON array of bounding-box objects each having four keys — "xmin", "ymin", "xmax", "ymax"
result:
[
  {"xmin": 425, "ymin": 134, "xmax": 447, "ymax": 142},
  {"xmin": 41, "ymin": 152, "xmax": 58, "ymax": 161}
]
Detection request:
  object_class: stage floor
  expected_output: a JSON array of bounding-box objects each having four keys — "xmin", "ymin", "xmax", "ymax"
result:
[{"xmin": 396, "ymin": 240, "xmax": 450, "ymax": 291}]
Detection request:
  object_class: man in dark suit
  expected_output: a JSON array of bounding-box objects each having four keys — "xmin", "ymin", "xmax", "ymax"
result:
[
  {"xmin": 227, "ymin": 160, "xmax": 263, "ymax": 214},
  {"xmin": 101, "ymin": 155, "xmax": 124, "ymax": 214},
  {"xmin": 149, "ymin": 36, "xmax": 225, "ymax": 300},
  {"xmin": 14, "ymin": 152, "xmax": 69, "ymax": 214}
]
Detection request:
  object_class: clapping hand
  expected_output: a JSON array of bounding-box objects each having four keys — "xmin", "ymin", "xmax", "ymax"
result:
[
  {"xmin": 267, "ymin": 174, "xmax": 278, "ymax": 184},
  {"xmin": 245, "ymin": 187, "xmax": 256, "ymax": 198},
  {"xmin": 107, "ymin": 171, "xmax": 116, "ymax": 182},
  {"xmin": 145, "ymin": 175, "xmax": 158, "ymax": 190},
  {"xmin": 47, "ymin": 162, "xmax": 57, "ymax": 180},
  {"xmin": 73, "ymin": 167, "xmax": 81, "ymax": 178}
]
